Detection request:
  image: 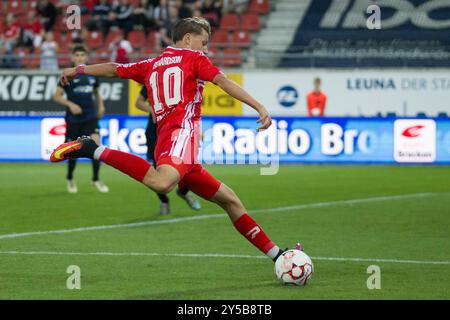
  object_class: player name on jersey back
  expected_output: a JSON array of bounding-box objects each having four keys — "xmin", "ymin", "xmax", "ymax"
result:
[{"xmin": 153, "ymin": 56, "xmax": 183, "ymax": 69}]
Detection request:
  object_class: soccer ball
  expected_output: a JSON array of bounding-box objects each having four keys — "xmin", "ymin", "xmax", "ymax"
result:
[{"xmin": 275, "ymin": 249, "xmax": 314, "ymax": 286}]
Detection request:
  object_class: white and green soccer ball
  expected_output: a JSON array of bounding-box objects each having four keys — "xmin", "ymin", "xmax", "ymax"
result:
[{"xmin": 275, "ymin": 249, "xmax": 314, "ymax": 286}]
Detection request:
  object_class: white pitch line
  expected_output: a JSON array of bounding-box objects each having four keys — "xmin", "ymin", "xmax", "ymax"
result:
[
  {"xmin": 0, "ymin": 192, "xmax": 437, "ymax": 241},
  {"xmin": 0, "ymin": 250, "xmax": 449, "ymax": 266}
]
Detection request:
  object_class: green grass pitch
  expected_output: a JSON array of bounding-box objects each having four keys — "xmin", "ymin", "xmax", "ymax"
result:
[{"xmin": 0, "ymin": 163, "xmax": 449, "ymax": 299}]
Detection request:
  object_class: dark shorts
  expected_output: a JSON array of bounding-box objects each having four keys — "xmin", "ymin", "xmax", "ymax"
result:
[{"xmin": 65, "ymin": 118, "xmax": 100, "ymax": 142}]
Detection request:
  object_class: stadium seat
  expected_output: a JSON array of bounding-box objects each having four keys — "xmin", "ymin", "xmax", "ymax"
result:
[
  {"xmin": 58, "ymin": 45, "xmax": 71, "ymax": 57},
  {"xmin": 6, "ymin": 0, "xmax": 24, "ymax": 15},
  {"xmin": 90, "ymin": 49, "xmax": 110, "ymax": 64},
  {"xmin": 129, "ymin": 0, "xmax": 141, "ymax": 6},
  {"xmin": 53, "ymin": 31, "xmax": 62, "ymax": 43},
  {"xmin": 211, "ymin": 30, "xmax": 229, "ymax": 47},
  {"xmin": 58, "ymin": 53, "xmax": 72, "ymax": 68},
  {"xmin": 22, "ymin": 47, "xmax": 41, "ymax": 70},
  {"xmin": 247, "ymin": 0, "xmax": 270, "ymax": 14},
  {"xmin": 146, "ymin": 31, "xmax": 157, "ymax": 50},
  {"xmin": 86, "ymin": 31, "xmax": 104, "ymax": 49},
  {"xmin": 104, "ymin": 29, "xmax": 125, "ymax": 48},
  {"xmin": 141, "ymin": 46, "xmax": 154, "ymax": 56},
  {"xmin": 207, "ymin": 47, "xmax": 220, "ymax": 66},
  {"xmin": 128, "ymin": 30, "xmax": 146, "ymax": 49},
  {"xmin": 23, "ymin": 56, "xmax": 41, "ymax": 69},
  {"xmin": 53, "ymin": 15, "xmax": 65, "ymax": 32},
  {"xmin": 64, "ymin": 31, "xmax": 79, "ymax": 44},
  {"xmin": 222, "ymin": 47, "xmax": 242, "ymax": 66},
  {"xmin": 13, "ymin": 47, "xmax": 30, "ymax": 56},
  {"xmin": 232, "ymin": 30, "xmax": 251, "ymax": 47},
  {"xmin": 239, "ymin": 13, "xmax": 260, "ymax": 31},
  {"xmin": 81, "ymin": 14, "xmax": 90, "ymax": 26},
  {"xmin": 220, "ymin": 13, "xmax": 239, "ymax": 31}
]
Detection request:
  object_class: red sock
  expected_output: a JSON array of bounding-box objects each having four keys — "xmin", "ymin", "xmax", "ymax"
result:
[
  {"xmin": 234, "ymin": 213, "xmax": 277, "ymax": 255},
  {"xmin": 99, "ymin": 148, "xmax": 150, "ymax": 182}
]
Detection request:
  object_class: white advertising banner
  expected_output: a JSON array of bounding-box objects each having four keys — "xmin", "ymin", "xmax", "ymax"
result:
[
  {"xmin": 40, "ymin": 118, "xmax": 66, "ymax": 160},
  {"xmin": 393, "ymin": 119, "xmax": 436, "ymax": 163},
  {"xmin": 242, "ymin": 70, "xmax": 450, "ymax": 117}
]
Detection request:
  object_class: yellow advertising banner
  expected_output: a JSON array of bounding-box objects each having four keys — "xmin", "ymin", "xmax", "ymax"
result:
[
  {"xmin": 128, "ymin": 73, "xmax": 243, "ymax": 116},
  {"xmin": 128, "ymin": 80, "xmax": 148, "ymax": 116},
  {"xmin": 202, "ymin": 73, "xmax": 243, "ymax": 115}
]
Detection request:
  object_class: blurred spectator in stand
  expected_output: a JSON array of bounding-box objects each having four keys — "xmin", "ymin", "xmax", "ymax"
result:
[
  {"xmin": 201, "ymin": 0, "xmax": 223, "ymax": 20},
  {"xmin": 133, "ymin": 0, "xmax": 158, "ymax": 32},
  {"xmin": 306, "ymin": 77, "xmax": 327, "ymax": 117},
  {"xmin": 57, "ymin": 0, "xmax": 81, "ymax": 13},
  {"xmin": 158, "ymin": 5, "xmax": 179, "ymax": 48},
  {"xmin": 22, "ymin": 11, "xmax": 45, "ymax": 50},
  {"xmin": 0, "ymin": 13, "xmax": 21, "ymax": 68},
  {"xmin": 225, "ymin": 0, "xmax": 247, "ymax": 14},
  {"xmin": 37, "ymin": 0, "xmax": 58, "ymax": 32},
  {"xmin": 192, "ymin": 8, "xmax": 202, "ymax": 18},
  {"xmin": 40, "ymin": 32, "xmax": 59, "ymax": 71},
  {"xmin": 82, "ymin": 0, "xmax": 97, "ymax": 13},
  {"xmin": 1, "ymin": 14, "xmax": 21, "ymax": 52},
  {"xmin": 183, "ymin": 0, "xmax": 202, "ymax": 9},
  {"xmin": 86, "ymin": 0, "xmax": 114, "ymax": 37},
  {"xmin": 108, "ymin": 32, "xmax": 133, "ymax": 63},
  {"xmin": 154, "ymin": 0, "xmax": 170, "ymax": 26},
  {"xmin": 175, "ymin": 0, "xmax": 193, "ymax": 19},
  {"xmin": 112, "ymin": 0, "xmax": 135, "ymax": 35}
]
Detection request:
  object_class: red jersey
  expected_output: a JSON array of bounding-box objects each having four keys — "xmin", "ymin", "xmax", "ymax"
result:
[
  {"xmin": 306, "ymin": 91, "xmax": 327, "ymax": 116},
  {"xmin": 3, "ymin": 23, "xmax": 21, "ymax": 40},
  {"xmin": 23, "ymin": 21, "xmax": 43, "ymax": 35},
  {"xmin": 117, "ymin": 46, "xmax": 221, "ymax": 130},
  {"xmin": 116, "ymin": 46, "xmax": 222, "ymax": 170}
]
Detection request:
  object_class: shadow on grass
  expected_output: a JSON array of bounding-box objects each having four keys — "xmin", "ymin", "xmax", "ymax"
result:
[{"xmin": 128, "ymin": 281, "xmax": 292, "ymax": 300}]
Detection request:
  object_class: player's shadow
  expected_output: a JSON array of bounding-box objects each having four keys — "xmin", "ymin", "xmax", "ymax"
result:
[{"xmin": 128, "ymin": 281, "xmax": 279, "ymax": 300}]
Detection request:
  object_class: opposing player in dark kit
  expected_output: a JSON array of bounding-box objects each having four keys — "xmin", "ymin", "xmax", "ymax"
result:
[{"xmin": 53, "ymin": 45, "xmax": 109, "ymax": 194}]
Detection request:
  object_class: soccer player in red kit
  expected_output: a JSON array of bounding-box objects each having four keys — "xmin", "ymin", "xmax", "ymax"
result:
[{"xmin": 51, "ymin": 18, "xmax": 301, "ymax": 263}]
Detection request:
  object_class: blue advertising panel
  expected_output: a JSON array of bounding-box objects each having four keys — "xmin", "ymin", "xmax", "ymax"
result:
[{"xmin": 0, "ymin": 116, "xmax": 449, "ymax": 164}]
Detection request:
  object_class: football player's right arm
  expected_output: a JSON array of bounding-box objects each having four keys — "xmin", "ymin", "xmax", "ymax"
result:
[
  {"xmin": 60, "ymin": 63, "xmax": 119, "ymax": 86},
  {"xmin": 53, "ymin": 86, "xmax": 82, "ymax": 115},
  {"xmin": 60, "ymin": 60, "xmax": 150, "ymax": 86}
]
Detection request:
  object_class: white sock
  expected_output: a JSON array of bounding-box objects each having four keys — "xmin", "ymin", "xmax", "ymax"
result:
[
  {"xmin": 93, "ymin": 146, "xmax": 106, "ymax": 160},
  {"xmin": 266, "ymin": 245, "xmax": 281, "ymax": 260}
]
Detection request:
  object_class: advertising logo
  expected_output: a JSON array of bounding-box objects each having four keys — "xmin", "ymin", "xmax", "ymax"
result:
[
  {"xmin": 277, "ymin": 85, "xmax": 298, "ymax": 108},
  {"xmin": 401, "ymin": 125, "xmax": 424, "ymax": 138},
  {"xmin": 394, "ymin": 119, "xmax": 436, "ymax": 163},
  {"xmin": 41, "ymin": 118, "xmax": 66, "ymax": 160}
]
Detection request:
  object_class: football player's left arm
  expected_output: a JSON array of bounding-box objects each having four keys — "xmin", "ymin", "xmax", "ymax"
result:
[
  {"xmin": 94, "ymin": 88, "xmax": 105, "ymax": 119},
  {"xmin": 212, "ymin": 73, "xmax": 272, "ymax": 132},
  {"xmin": 135, "ymin": 94, "xmax": 156, "ymax": 124}
]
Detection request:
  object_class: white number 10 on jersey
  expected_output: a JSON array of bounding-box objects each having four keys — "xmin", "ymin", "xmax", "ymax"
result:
[{"xmin": 149, "ymin": 66, "xmax": 183, "ymax": 114}]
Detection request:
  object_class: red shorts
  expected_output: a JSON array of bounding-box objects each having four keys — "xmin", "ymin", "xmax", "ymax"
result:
[{"xmin": 155, "ymin": 126, "xmax": 221, "ymax": 200}]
